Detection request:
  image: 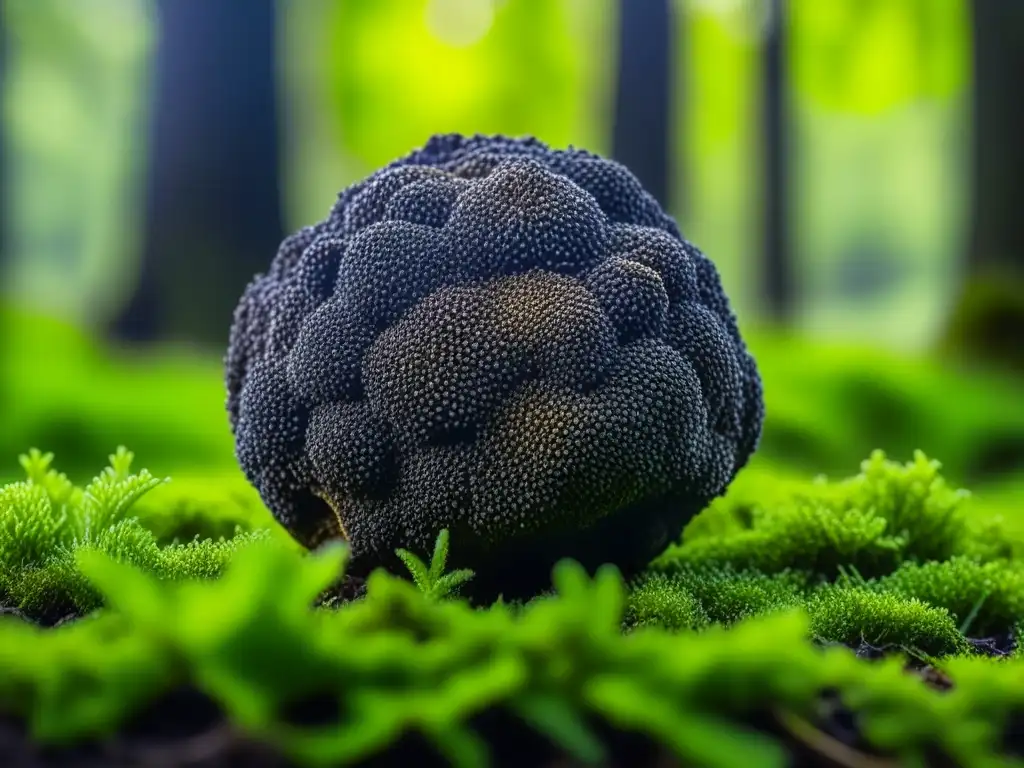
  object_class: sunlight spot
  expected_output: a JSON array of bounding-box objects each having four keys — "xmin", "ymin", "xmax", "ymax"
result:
[{"xmin": 425, "ymin": 0, "xmax": 495, "ymax": 48}]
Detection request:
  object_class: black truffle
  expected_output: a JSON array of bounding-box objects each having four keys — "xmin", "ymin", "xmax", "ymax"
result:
[{"xmin": 226, "ymin": 134, "xmax": 764, "ymax": 599}]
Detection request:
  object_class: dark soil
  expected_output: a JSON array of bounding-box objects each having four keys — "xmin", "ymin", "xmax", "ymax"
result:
[
  {"xmin": 0, "ymin": 571, "xmax": 370, "ymax": 629},
  {"xmin": 0, "ymin": 687, "xmax": 281, "ymax": 768},
  {"xmin": 315, "ymin": 574, "xmax": 368, "ymax": 608},
  {"xmin": 0, "ymin": 601, "xmax": 91, "ymax": 629}
]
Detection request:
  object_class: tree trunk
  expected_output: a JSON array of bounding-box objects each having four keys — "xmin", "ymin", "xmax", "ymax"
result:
[
  {"xmin": 965, "ymin": 0, "xmax": 1024, "ymax": 278},
  {"xmin": 940, "ymin": 1, "xmax": 1024, "ymax": 374},
  {"xmin": 0, "ymin": 8, "xmax": 7, "ymax": 297},
  {"xmin": 761, "ymin": 0, "xmax": 794, "ymax": 323},
  {"xmin": 111, "ymin": 0, "xmax": 284, "ymax": 348},
  {"xmin": 611, "ymin": 0, "xmax": 674, "ymax": 211}
]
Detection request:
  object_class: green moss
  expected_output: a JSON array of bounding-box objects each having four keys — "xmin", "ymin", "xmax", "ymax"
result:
[
  {"xmin": 1, "ymin": 544, "xmax": 1023, "ymax": 767},
  {"xmin": 2, "ymin": 443, "xmax": 1024, "ymax": 764},
  {"xmin": 872, "ymin": 557, "xmax": 1024, "ymax": 638},
  {"xmin": 628, "ymin": 567, "xmax": 809, "ymax": 629},
  {"xmin": 0, "ymin": 447, "xmax": 269, "ymax": 622},
  {"xmin": 806, "ymin": 585, "xmax": 970, "ymax": 657},
  {"xmin": 129, "ymin": 470, "xmax": 297, "ymax": 549},
  {"xmin": 624, "ymin": 572, "xmax": 710, "ymax": 631},
  {"xmin": 659, "ymin": 450, "xmax": 1007, "ymax": 580}
]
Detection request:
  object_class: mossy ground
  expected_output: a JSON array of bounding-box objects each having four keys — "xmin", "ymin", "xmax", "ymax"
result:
[
  {"xmin": 2, "ymin": 445, "xmax": 1023, "ymax": 767},
  {"xmin": 2, "ymin": 305, "xmax": 1024, "ymax": 766}
]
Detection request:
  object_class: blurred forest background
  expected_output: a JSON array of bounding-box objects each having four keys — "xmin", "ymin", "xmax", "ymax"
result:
[{"xmin": 0, "ymin": 0, "xmax": 1022, "ymax": 517}]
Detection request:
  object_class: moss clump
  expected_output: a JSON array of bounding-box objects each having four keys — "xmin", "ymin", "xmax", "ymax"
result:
[
  {"xmin": 633, "ymin": 451, "xmax": 1024, "ymax": 660},
  {"xmin": 626, "ymin": 566, "xmax": 807, "ymax": 630},
  {"xmin": 658, "ymin": 450, "xmax": 1008, "ymax": 580},
  {"xmin": 624, "ymin": 572, "xmax": 710, "ymax": 631},
  {"xmin": 0, "ymin": 448, "xmax": 268, "ymax": 624},
  {"xmin": 872, "ymin": 557, "xmax": 1024, "ymax": 638},
  {"xmin": 806, "ymin": 585, "xmax": 970, "ymax": 657}
]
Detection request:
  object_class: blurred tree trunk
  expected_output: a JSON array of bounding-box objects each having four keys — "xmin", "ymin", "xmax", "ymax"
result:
[
  {"xmin": 965, "ymin": 0, "xmax": 1024, "ymax": 279},
  {"xmin": 112, "ymin": 0, "xmax": 284, "ymax": 348},
  {"xmin": 0, "ymin": 6, "xmax": 6, "ymax": 294},
  {"xmin": 941, "ymin": 0, "xmax": 1024, "ymax": 373},
  {"xmin": 611, "ymin": 0, "xmax": 674, "ymax": 211},
  {"xmin": 761, "ymin": 0, "xmax": 793, "ymax": 323},
  {"xmin": 0, "ymin": 8, "xmax": 8, "ymax": 407}
]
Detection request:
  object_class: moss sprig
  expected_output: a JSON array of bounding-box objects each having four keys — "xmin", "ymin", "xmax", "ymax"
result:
[{"xmin": 395, "ymin": 528, "xmax": 475, "ymax": 600}]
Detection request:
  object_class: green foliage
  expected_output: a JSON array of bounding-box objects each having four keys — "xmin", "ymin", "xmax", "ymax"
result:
[
  {"xmin": 624, "ymin": 571, "xmax": 709, "ymax": 632},
  {"xmin": 872, "ymin": 557, "xmax": 1024, "ymax": 638},
  {"xmin": 0, "ymin": 612, "xmax": 176, "ymax": 742},
  {"xmin": 660, "ymin": 450, "xmax": 1002, "ymax": 580},
  {"xmin": 0, "ymin": 305, "xmax": 238, "ymax": 484},
  {"xmin": 0, "ymin": 447, "xmax": 269, "ymax": 621},
  {"xmin": 395, "ymin": 528, "xmax": 475, "ymax": 601},
  {"xmin": 627, "ymin": 564, "xmax": 976, "ymax": 658},
  {"xmin": 790, "ymin": 0, "xmax": 970, "ymax": 115},
  {"xmin": 630, "ymin": 451, "xmax": 1024, "ymax": 662},
  {"xmin": 129, "ymin": 469, "xmax": 296, "ymax": 548},
  {"xmin": 747, "ymin": 329, "xmax": 1024, "ymax": 486},
  {"xmin": 626, "ymin": 567, "xmax": 808, "ymax": 632},
  {"xmin": 307, "ymin": 0, "xmax": 612, "ymax": 179},
  {"xmin": 807, "ymin": 585, "xmax": 969, "ymax": 657},
  {"xmin": 75, "ymin": 543, "xmax": 350, "ymax": 736},
  {"xmin": 0, "ymin": 422, "xmax": 1020, "ymax": 764},
  {"xmin": 0, "ymin": 446, "xmax": 165, "ymax": 578},
  {"xmin": 2, "ymin": 545, "xmax": 1024, "ymax": 767}
]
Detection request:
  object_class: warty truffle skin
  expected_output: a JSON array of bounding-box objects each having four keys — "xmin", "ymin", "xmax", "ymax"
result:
[{"xmin": 226, "ymin": 134, "xmax": 764, "ymax": 599}]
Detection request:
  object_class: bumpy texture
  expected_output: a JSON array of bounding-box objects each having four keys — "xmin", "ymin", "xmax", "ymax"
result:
[{"xmin": 226, "ymin": 134, "xmax": 763, "ymax": 598}]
